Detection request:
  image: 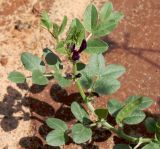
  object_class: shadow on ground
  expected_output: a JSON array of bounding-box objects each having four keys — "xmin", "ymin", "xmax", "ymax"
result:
[{"xmin": 1, "ymin": 83, "xmax": 159, "ymax": 149}]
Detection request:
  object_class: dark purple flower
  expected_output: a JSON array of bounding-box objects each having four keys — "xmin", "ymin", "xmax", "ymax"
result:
[
  {"xmin": 78, "ymin": 39, "xmax": 87, "ymax": 53},
  {"xmin": 72, "ymin": 51, "xmax": 80, "ymax": 61},
  {"xmin": 70, "ymin": 39, "xmax": 87, "ymax": 61}
]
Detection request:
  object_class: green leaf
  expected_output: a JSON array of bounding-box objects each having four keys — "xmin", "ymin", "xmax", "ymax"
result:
[
  {"xmin": 114, "ymin": 144, "xmax": 132, "ymax": 149},
  {"xmin": 126, "ymin": 96, "xmax": 153, "ymax": 110},
  {"xmin": 56, "ymin": 41, "xmax": 66, "ymax": 54},
  {"xmin": 94, "ymin": 77, "xmax": 120, "ymax": 95},
  {"xmin": 145, "ymin": 117, "xmax": 156, "ymax": 133},
  {"xmin": 108, "ymin": 99, "xmax": 123, "ymax": 116},
  {"xmin": 85, "ymin": 39, "xmax": 108, "ymax": 54},
  {"xmin": 93, "ymin": 20, "xmax": 117, "ymax": 37},
  {"xmin": 21, "ymin": 52, "xmax": 45, "ymax": 72},
  {"xmin": 116, "ymin": 97, "xmax": 144, "ymax": 125},
  {"xmin": 99, "ymin": 2, "xmax": 113, "ymax": 21},
  {"xmin": 108, "ymin": 11, "xmax": 124, "ymax": 22},
  {"xmin": 95, "ymin": 108, "xmax": 108, "ymax": 120},
  {"xmin": 32, "ymin": 69, "xmax": 48, "ymax": 85},
  {"xmin": 102, "ymin": 64, "xmax": 126, "ymax": 79},
  {"xmin": 46, "ymin": 130, "xmax": 68, "ymax": 146},
  {"xmin": 59, "ymin": 16, "xmax": 67, "ymax": 35},
  {"xmin": 46, "ymin": 118, "xmax": 68, "ymax": 132},
  {"xmin": 66, "ymin": 18, "xmax": 85, "ymax": 45},
  {"xmin": 79, "ymin": 71, "xmax": 93, "ymax": 89},
  {"xmin": 72, "ymin": 123, "xmax": 92, "ymax": 144},
  {"xmin": 71, "ymin": 102, "xmax": 89, "ymax": 123},
  {"xmin": 8, "ymin": 71, "xmax": 26, "ymax": 83},
  {"xmin": 142, "ymin": 142, "xmax": 160, "ymax": 149},
  {"xmin": 123, "ymin": 110, "xmax": 146, "ymax": 125},
  {"xmin": 41, "ymin": 11, "xmax": 52, "ymax": 30},
  {"xmin": 52, "ymin": 23, "xmax": 59, "ymax": 39},
  {"xmin": 83, "ymin": 4, "xmax": 98, "ymax": 32},
  {"xmin": 54, "ymin": 73, "xmax": 71, "ymax": 87},
  {"xmin": 43, "ymin": 48, "xmax": 62, "ymax": 72},
  {"xmin": 85, "ymin": 54, "xmax": 106, "ymax": 77},
  {"xmin": 76, "ymin": 62, "xmax": 86, "ymax": 71}
]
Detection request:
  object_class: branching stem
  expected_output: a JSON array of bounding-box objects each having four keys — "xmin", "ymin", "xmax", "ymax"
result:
[{"xmin": 73, "ymin": 62, "xmax": 153, "ymax": 145}]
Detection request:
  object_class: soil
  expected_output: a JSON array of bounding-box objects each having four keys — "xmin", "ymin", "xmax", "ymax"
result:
[{"xmin": 0, "ymin": 0, "xmax": 160, "ymax": 149}]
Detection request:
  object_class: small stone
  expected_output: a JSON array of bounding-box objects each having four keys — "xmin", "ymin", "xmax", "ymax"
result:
[{"xmin": 0, "ymin": 55, "xmax": 8, "ymax": 66}]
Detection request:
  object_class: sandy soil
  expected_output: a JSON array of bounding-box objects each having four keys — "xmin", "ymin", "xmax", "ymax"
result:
[{"xmin": 0, "ymin": 0, "xmax": 160, "ymax": 148}]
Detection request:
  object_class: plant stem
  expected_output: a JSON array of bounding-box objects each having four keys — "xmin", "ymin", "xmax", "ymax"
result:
[
  {"xmin": 72, "ymin": 62, "xmax": 152, "ymax": 145},
  {"xmin": 86, "ymin": 33, "xmax": 92, "ymax": 41},
  {"xmin": 133, "ymin": 138, "xmax": 143, "ymax": 149},
  {"xmin": 102, "ymin": 121, "xmax": 152, "ymax": 144},
  {"xmin": 73, "ymin": 62, "xmax": 95, "ymax": 114}
]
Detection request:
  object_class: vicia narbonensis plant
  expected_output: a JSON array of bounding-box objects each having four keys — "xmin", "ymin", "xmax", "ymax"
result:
[{"xmin": 8, "ymin": 2, "xmax": 160, "ymax": 149}]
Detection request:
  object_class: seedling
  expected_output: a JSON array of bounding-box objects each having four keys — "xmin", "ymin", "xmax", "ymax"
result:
[{"xmin": 8, "ymin": 2, "xmax": 160, "ymax": 149}]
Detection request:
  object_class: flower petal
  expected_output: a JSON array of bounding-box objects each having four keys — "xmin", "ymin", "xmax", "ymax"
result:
[
  {"xmin": 78, "ymin": 39, "xmax": 87, "ymax": 53},
  {"xmin": 72, "ymin": 51, "xmax": 80, "ymax": 61}
]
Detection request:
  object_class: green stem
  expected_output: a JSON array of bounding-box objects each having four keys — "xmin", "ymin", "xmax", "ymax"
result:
[
  {"xmin": 72, "ymin": 62, "xmax": 152, "ymax": 145},
  {"xmin": 102, "ymin": 121, "xmax": 152, "ymax": 144},
  {"xmin": 73, "ymin": 62, "xmax": 95, "ymax": 114}
]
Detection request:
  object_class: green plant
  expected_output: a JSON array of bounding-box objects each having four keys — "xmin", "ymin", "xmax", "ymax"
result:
[{"xmin": 8, "ymin": 2, "xmax": 160, "ymax": 148}]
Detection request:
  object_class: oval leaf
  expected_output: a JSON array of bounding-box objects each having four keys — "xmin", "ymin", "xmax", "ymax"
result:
[
  {"xmin": 85, "ymin": 39, "xmax": 108, "ymax": 54},
  {"xmin": 145, "ymin": 117, "xmax": 156, "ymax": 133},
  {"xmin": 21, "ymin": 52, "xmax": 45, "ymax": 72},
  {"xmin": 80, "ymin": 71, "xmax": 93, "ymax": 89},
  {"xmin": 46, "ymin": 130, "xmax": 68, "ymax": 147},
  {"xmin": 95, "ymin": 108, "xmax": 108, "ymax": 120},
  {"xmin": 85, "ymin": 54, "xmax": 106, "ymax": 77},
  {"xmin": 108, "ymin": 99, "xmax": 123, "ymax": 117},
  {"xmin": 108, "ymin": 11, "xmax": 124, "ymax": 22},
  {"xmin": 93, "ymin": 20, "xmax": 117, "ymax": 37},
  {"xmin": 71, "ymin": 102, "xmax": 89, "ymax": 123},
  {"xmin": 46, "ymin": 118, "xmax": 68, "ymax": 132},
  {"xmin": 142, "ymin": 142, "xmax": 160, "ymax": 149},
  {"xmin": 66, "ymin": 18, "xmax": 85, "ymax": 45},
  {"xmin": 43, "ymin": 48, "xmax": 62, "ymax": 72},
  {"xmin": 76, "ymin": 62, "xmax": 86, "ymax": 71},
  {"xmin": 41, "ymin": 11, "xmax": 52, "ymax": 30},
  {"xmin": 123, "ymin": 110, "xmax": 146, "ymax": 125},
  {"xmin": 52, "ymin": 23, "xmax": 59, "ymax": 39},
  {"xmin": 32, "ymin": 69, "xmax": 48, "ymax": 85},
  {"xmin": 56, "ymin": 41, "xmax": 66, "ymax": 54},
  {"xmin": 94, "ymin": 77, "xmax": 120, "ymax": 95},
  {"xmin": 72, "ymin": 123, "xmax": 92, "ymax": 144},
  {"xmin": 8, "ymin": 71, "xmax": 25, "ymax": 83},
  {"xmin": 116, "ymin": 97, "xmax": 144, "ymax": 125},
  {"xmin": 54, "ymin": 73, "xmax": 71, "ymax": 87},
  {"xmin": 59, "ymin": 16, "xmax": 67, "ymax": 35},
  {"xmin": 126, "ymin": 96, "xmax": 153, "ymax": 110},
  {"xmin": 83, "ymin": 4, "xmax": 98, "ymax": 32},
  {"xmin": 102, "ymin": 64, "xmax": 126, "ymax": 79},
  {"xmin": 100, "ymin": 2, "xmax": 113, "ymax": 21}
]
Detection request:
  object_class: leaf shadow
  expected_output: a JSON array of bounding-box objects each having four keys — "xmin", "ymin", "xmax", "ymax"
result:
[
  {"xmin": 0, "ymin": 86, "xmax": 30, "ymax": 132},
  {"xmin": 5, "ymin": 83, "xmax": 159, "ymax": 148}
]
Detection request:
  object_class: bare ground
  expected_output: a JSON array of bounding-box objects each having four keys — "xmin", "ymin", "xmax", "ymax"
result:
[{"xmin": 0, "ymin": 0, "xmax": 160, "ymax": 148}]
